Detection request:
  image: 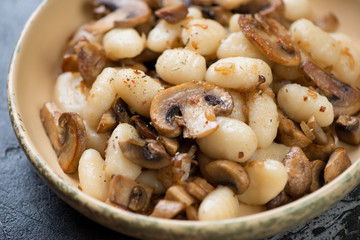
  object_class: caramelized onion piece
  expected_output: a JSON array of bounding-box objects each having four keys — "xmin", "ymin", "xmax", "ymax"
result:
[{"xmin": 238, "ymin": 14, "xmax": 300, "ymax": 66}]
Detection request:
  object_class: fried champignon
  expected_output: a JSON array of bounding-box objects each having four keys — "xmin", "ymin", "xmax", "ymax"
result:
[
  {"xmin": 300, "ymin": 59, "xmax": 360, "ymax": 117},
  {"xmin": 300, "ymin": 114, "xmax": 328, "ymax": 145},
  {"xmin": 266, "ymin": 190, "xmax": 291, "ymax": 210},
  {"xmin": 158, "ymin": 135, "xmax": 179, "ymax": 156},
  {"xmin": 185, "ymin": 177, "xmax": 214, "ymax": 201},
  {"xmin": 276, "ymin": 110, "xmax": 312, "ymax": 148},
  {"xmin": 155, "ymin": 2, "xmax": 189, "ymax": 24},
  {"xmin": 238, "ymin": 13, "xmax": 300, "ymax": 66},
  {"xmin": 86, "ymin": 0, "xmax": 151, "ymax": 35},
  {"xmin": 201, "ymin": 6, "xmax": 233, "ymax": 27},
  {"xmin": 150, "ymin": 81, "xmax": 234, "ymax": 139},
  {"xmin": 185, "ymin": 205, "xmax": 199, "ymax": 220},
  {"xmin": 283, "ymin": 146, "xmax": 312, "ymax": 199},
  {"xmin": 309, "ymin": 160, "xmax": 326, "ymax": 193},
  {"xmin": 132, "ymin": 115, "xmax": 158, "ymax": 140},
  {"xmin": 191, "ymin": 0, "xmax": 213, "ymax": 6},
  {"xmin": 335, "ymin": 114, "xmax": 360, "ymax": 145},
  {"xmin": 58, "ymin": 112, "xmax": 87, "ymax": 173},
  {"xmin": 204, "ymin": 160, "xmax": 249, "ymax": 195},
  {"xmin": 112, "ymin": 98, "xmax": 133, "ymax": 124},
  {"xmin": 75, "ymin": 40, "xmax": 106, "ymax": 86},
  {"xmin": 303, "ymin": 130, "xmax": 336, "ymax": 162},
  {"xmin": 150, "ymin": 199, "xmax": 186, "ymax": 219},
  {"xmin": 96, "ymin": 110, "xmax": 117, "ymax": 133},
  {"xmin": 324, "ymin": 148, "xmax": 352, "ymax": 184},
  {"xmin": 40, "ymin": 102, "xmax": 63, "ymax": 154},
  {"xmin": 118, "ymin": 137, "xmax": 171, "ymax": 169},
  {"xmin": 314, "ymin": 12, "xmax": 339, "ymax": 32},
  {"xmin": 108, "ymin": 174, "xmax": 154, "ymax": 213},
  {"xmin": 165, "ymin": 185, "xmax": 195, "ymax": 206}
]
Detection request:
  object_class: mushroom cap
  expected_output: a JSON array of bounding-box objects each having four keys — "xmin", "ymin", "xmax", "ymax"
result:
[
  {"xmin": 86, "ymin": 0, "xmax": 151, "ymax": 35},
  {"xmin": 334, "ymin": 114, "xmax": 360, "ymax": 145},
  {"xmin": 324, "ymin": 147, "xmax": 352, "ymax": 184},
  {"xmin": 58, "ymin": 112, "xmax": 87, "ymax": 173},
  {"xmin": 155, "ymin": 3, "xmax": 189, "ymax": 24},
  {"xmin": 204, "ymin": 160, "xmax": 250, "ymax": 195},
  {"xmin": 119, "ymin": 138, "xmax": 171, "ymax": 169},
  {"xmin": 238, "ymin": 14, "xmax": 300, "ymax": 66},
  {"xmin": 300, "ymin": 59, "xmax": 360, "ymax": 117},
  {"xmin": 150, "ymin": 81, "xmax": 234, "ymax": 139}
]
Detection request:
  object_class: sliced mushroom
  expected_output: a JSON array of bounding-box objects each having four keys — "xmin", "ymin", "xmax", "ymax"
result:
[
  {"xmin": 75, "ymin": 40, "xmax": 106, "ymax": 85},
  {"xmin": 96, "ymin": 110, "xmax": 117, "ymax": 133},
  {"xmin": 300, "ymin": 114, "xmax": 328, "ymax": 145},
  {"xmin": 309, "ymin": 160, "xmax": 326, "ymax": 193},
  {"xmin": 303, "ymin": 130, "xmax": 336, "ymax": 161},
  {"xmin": 155, "ymin": 3, "xmax": 188, "ymax": 24},
  {"xmin": 265, "ymin": 190, "xmax": 291, "ymax": 210},
  {"xmin": 201, "ymin": 6, "xmax": 233, "ymax": 27},
  {"xmin": 283, "ymin": 146, "xmax": 312, "ymax": 199},
  {"xmin": 334, "ymin": 114, "xmax": 360, "ymax": 145},
  {"xmin": 40, "ymin": 102, "xmax": 63, "ymax": 154},
  {"xmin": 324, "ymin": 148, "xmax": 352, "ymax": 184},
  {"xmin": 158, "ymin": 135, "xmax": 179, "ymax": 156},
  {"xmin": 238, "ymin": 13, "xmax": 300, "ymax": 66},
  {"xmin": 119, "ymin": 138, "xmax": 171, "ymax": 169},
  {"xmin": 150, "ymin": 81, "xmax": 234, "ymax": 139},
  {"xmin": 300, "ymin": 59, "xmax": 360, "ymax": 117},
  {"xmin": 86, "ymin": 0, "xmax": 151, "ymax": 35},
  {"xmin": 108, "ymin": 174, "xmax": 154, "ymax": 213},
  {"xmin": 276, "ymin": 110, "xmax": 312, "ymax": 148},
  {"xmin": 150, "ymin": 199, "xmax": 186, "ymax": 219},
  {"xmin": 185, "ymin": 205, "xmax": 199, "ymax": 220},
  {"xmin": 58, "ymin": 112, "xmax": 87, "ymax": 173},
  {"xmin": 112, "ymin": 98, "xmax": 133, "ymax": 124},
  {"xmin": 165, "ymin": 185, "xmax": 195, "ymax": 206},
  {"xmin": 203, "ymin": 160, "xmax": 249, "ymax": 195},
  {"xmin": 314, "ymin": 12, "xmax": 339, "ymax": 32},
  {"xmin": 185, "ymin": 177, "xmax": 214, "ymax": 201},
  {"xmin": 132, "ymin": 115, "xmax": 158, "ymax": 140}
]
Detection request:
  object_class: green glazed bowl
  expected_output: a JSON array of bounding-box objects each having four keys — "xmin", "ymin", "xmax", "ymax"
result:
[{"xmin": 7, "ymin": 0, "xmax": 360, "ymax": 239}]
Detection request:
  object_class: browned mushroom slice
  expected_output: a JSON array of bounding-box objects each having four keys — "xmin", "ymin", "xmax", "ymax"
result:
[
  {"xmin": 58, "ymin": 112, "xmax": 87, "ymax": 173},
  {"xmin": 150, "ymin": 199, "xmax": 186, "ymax": 219},
  {"xmin": 86, "ymin": 0, "xmax": 151, "ymax": 35},
  {"xmin": 300, "ymin": 114, "xmax": 328, "ymax": 145},
  {"xmin": 324, "ymin": 148, "xmax": 352, "ymax": 184},
  {"xmin": 75, "ymin": 40, "xmax": 106, "ymax": 85},
  {"xmin": 314, "ymin": 12, "xmax": 339, "ymax": 32},
  {"xmin": 203, "ymin": 160, "xmax": 249, "ymax": 195},
  {"xmin": 155, "ymin": 3, "xmax": 188, "ymax": 24},
  {"xmin": 185, "ymin": 177, "xmax": 214, "ymax": 201},
  {"xmin": 300, "ymin": 59, "xmax": 360, "ymax": 117},
  {"xmin": 283, "ymin": 146, "xmax": 312, "ymax": 199},
  {"xmin": 303, "ymin": 130, "xmax": 336, "ymax": 161},
  {"xmin": 201, "ymin": 6, "xmax": 232, "ymax": 27},
  {"xmin": 185, "ymin": 205, "xmax": 199, "ymax": 220},
  {"xmin": 40, "ymin": 102, "xmax": 63, "ymax": 154},
  {"xmin": 108, "ymin": 174, "xmax": 154, "ymax": 213},
  {"xmin": 119, "ymin": 138, "xmax": 171, "ymax": 169},
  {"xmin": 265, "ymin": 190, "xmax": 291, "ymax": 210},
  {"xmin": 309, "ymin": 160, "xmax": 326, "ymax": 193},
  {"xmin": 132, "ymin": 115, "xmax": 158, "ymax": 140},
  {"xmin": 334, "ymin": 114, "xmax": 360, "ymax": 145},
  {"xmin": 165, "ymin": 185, "xmax": 195, "ymax": 206},
  {"xmin": 96, "ymin": 110, "xmax": 117, "ymax": 133},
  {"xmin": 158, "ymin": 135, "xmax": 179, "ymax": 156},
  {"xmin": 192, "ymin": 0, "xmax": 212, "ymax": 6},
  {"xmin": 238, "ymin": 14, "xmax": 300, "ymax": 66},
  {"xmin": 62, "ymin": 53, "xmax": 79, "ymax": 73},
  {"xmin": 112, "ymin": 98, "xmax": 133, "ymax": 124},
  {"xmin": 150, "ymin": 81, "xmax": 234, "ymax": 139},
  {"xmin": 276, "ymin": 110, "xmax": 312, "ymax": 148}
]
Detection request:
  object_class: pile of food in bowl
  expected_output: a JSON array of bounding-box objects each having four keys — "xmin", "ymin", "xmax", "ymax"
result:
[{"xmin": 40, "ymin": 0, "xmax": 359, "ymax": 221}]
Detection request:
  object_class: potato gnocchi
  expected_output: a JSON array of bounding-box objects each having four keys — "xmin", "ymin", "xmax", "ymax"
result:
[{"xmin": 40, "ymin": 0, "xmax": 357, "ymax": 222}]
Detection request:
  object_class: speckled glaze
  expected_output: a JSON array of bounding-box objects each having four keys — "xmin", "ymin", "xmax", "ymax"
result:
[{"xmin": 7, "ymin": 0, "xmax": 360, "ymax": 239}]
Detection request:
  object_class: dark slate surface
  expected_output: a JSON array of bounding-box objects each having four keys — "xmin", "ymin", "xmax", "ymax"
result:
[{"xmin": 0, "ymin": 0, "xmax": 359, "ymax": 239}]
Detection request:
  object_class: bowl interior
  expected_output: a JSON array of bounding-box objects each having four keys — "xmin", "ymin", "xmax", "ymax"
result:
[{"xmin": 8, "ymin": 0, "xmax": 360, "ymax": 239}]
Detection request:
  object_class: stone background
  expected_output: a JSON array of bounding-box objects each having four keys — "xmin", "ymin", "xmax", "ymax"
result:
[{"xmin": 0, "ymin": 0, "xmax": 359, "ymax": 239}]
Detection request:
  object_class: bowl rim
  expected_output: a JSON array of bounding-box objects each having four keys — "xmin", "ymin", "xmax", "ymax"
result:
[{"xmin": 7, "ymin": 0, "xmax": 360, "ymax": 239}]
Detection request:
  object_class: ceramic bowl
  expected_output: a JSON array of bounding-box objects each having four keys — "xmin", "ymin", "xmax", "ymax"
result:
[{"xmin": 7, "ymin": 0, "xmax": 360, "ymax": 239}]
